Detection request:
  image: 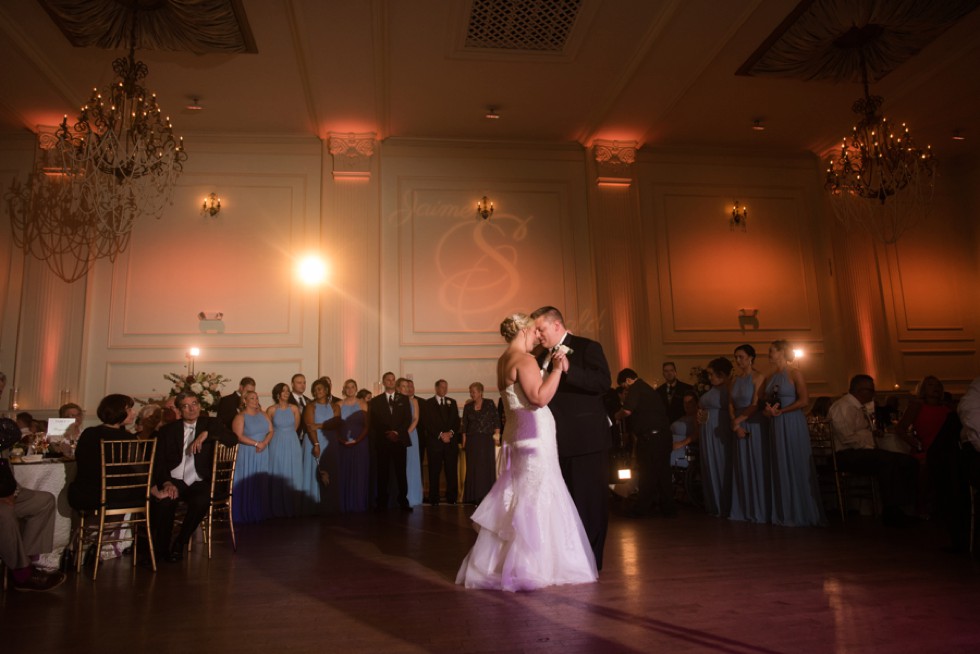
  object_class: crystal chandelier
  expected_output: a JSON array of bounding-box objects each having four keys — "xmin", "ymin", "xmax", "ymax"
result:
[
  {"xmin": 825, "ymin": 66, "xmax": 936, "ymax": 245},
  {"xmin": 6, "ymin": 15, "xmax": 185, "ymax": 283}
]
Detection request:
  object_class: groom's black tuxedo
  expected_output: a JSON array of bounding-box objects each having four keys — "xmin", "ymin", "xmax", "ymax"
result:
[
  {"xmin": 536, "ymin": 331, "xmax": 612, "ymax": 570},
  {"xmin": 537, "ymin": 333, "xmax": 613, "ymax": 457}
]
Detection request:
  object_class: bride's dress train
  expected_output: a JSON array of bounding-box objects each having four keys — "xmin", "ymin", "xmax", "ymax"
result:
[{"xmin": 455, "ymin": 377, "xmax": 597, "ymax": 591}]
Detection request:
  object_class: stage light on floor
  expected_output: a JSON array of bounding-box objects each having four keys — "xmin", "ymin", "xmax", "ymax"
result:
[{"xmin": 617, "ymin": 468, "xmax": 632, "ymax": 481}]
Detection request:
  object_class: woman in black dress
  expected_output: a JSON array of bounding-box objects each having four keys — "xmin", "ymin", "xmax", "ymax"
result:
[
  {"xmin": 68, "ymin": 394, "xmax": 142, "ymax": 511},
  {"xmin": 461, "ymin": 382, "xmax": 501, "ymax": 504}
]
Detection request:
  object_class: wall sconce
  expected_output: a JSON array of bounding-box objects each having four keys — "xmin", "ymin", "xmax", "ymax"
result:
[
  {"xmin": 738, "ymin": 308, "xmax": 759, "ymax": 331},
  {"xmin": 197, "ymin": 311, "xmax": 224, "ymax": 321},
  {"xmin": 730, "ymin": 200, "xmax": 747, "ymax": 231},
  {"xmin": 476, "ymin": 196, "xmax": 494, "ymax": 220},
  {"xmin": 202, "ymin": 192, "xmax": 221, "ymax": 217}
]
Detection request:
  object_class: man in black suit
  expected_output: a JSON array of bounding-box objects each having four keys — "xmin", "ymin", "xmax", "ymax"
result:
[
  {"xmin": 288, "ymin": 373, "xmax": 312, "ymax": 442},
  {"xmin": 422, "ymin": 379, "xmax": 461, "ymax": 505},
  {"xmin": 150, "ymin": 391, "xmax": 236, "ymax": 561},
  {"xmin": 368, "ymin": 371, "xmax": 413, "ymax": 512},
  {"xmin": 531, "ymin": 306, "xmax": 612, "ymax": 570},
  {"xmin": 216, "ymin": 376, "xmax": 255, "ymax": 429},
  {"xmin": 616, "ymin": 368, "xmax": 674, "ymax": 517},
  {"xmin": 656, "ymin": 362, "xmax": 693, "ymax": 424}
]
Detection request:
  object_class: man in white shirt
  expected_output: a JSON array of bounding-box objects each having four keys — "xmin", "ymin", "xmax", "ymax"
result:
[
  {"xmin": 289, "ymin": 373, "xmax": 312, "ymax": 442},
  {"xmin": 828, "ymin": 374, "xmax": 918, "ymax": 527},
  {"xmin": 150, "ymin": 391, "xmax": 235, "ymax": 562}
]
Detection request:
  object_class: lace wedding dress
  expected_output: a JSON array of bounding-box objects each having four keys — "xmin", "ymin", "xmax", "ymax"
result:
[{"xmin": 455, "ymin": 376, "xmax": 598, "ymax": 591}]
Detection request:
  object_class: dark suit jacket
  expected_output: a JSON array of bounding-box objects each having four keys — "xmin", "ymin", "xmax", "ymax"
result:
[
  {"xmin": 422, "ymin": 395, "xmax": 461, "ymax": 445},
  {"xmin": 623, "ymin": 378, "xmax": 671, "ymax": 435},
  {"xmin": 151, "ymin": 416, "xmax": 235, "ymax": 489},
  {"xmin": 368, "ymin": 392, "xmax": 412, "ymax": 447},
  {"xmin": 216, "ymin": 391, "xmax": 242, "ymax": 429},
  {"xmin": 538, "ymin": 333, "xmax": 612, "ymax": 457},
  {"xmin": 288, "ymin": 393, "xmax": 312, "ymax": 437},
  {"xmin": 656, "ymin": 380, "xmax": 694, "ymax": 424}
]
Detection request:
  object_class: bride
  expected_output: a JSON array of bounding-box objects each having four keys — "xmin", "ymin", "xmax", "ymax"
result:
[{"xmin": 456, "ymin": 313, "xmax": 598, "ymax": 591}]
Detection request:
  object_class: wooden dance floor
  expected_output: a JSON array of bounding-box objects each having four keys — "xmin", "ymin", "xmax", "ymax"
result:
[{"xmin": 4, "ymin": 503, "xmax": 979, "ymax": 653}]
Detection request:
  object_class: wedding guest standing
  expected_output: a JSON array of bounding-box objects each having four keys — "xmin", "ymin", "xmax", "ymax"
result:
[
  {"xmin": 763, "ymin": 340, "xmax": 824, "ymax": 527},
  {"xmin": 217, "ymin": 377, "xmax": 255, "ymax": 430},
  {"xmin": 398, "ymin": 378, "xmax": 424, "ymax": 507},
  {"xmin": 232, "ymin": 391, "xmax": 272, "ymax": 523},
  {"xmin": 698, "ymin": 358, "xmax": 734, "ymax": 518},
  {"xmin": 423, "ymin": 379, "xmax": 461, "ymax": 505},
  {"xmin": 657, "ymin": 362, "xmax": 694, "ymax": 424},
  {"xmin": 616, "ymin": 369, "xmax": 673, "ymax": 518},
  {"xmin": 266, "ymin": 382, "xmax": 303, "ymax": 518},
  {"xmin": 303, "ymin": 378, "xmax": 341, "ymax": 513},
  {"xmin": 368, "ymin": 372, "xmax": 413, "ymax": 512},
  {"xmin": 729, "ymin": 344, "xmax": 770, "ymax": 523},
  {"xmin": 337, "ymin": 380, "xmax": 370, "ymax": 512},
  {"xmin": 289, "ymin": 373, "xmax": 311, "ymax": 442},
  {"xmin": 461, "ymin": 382, "xmax": 500, "ymax": 504}
]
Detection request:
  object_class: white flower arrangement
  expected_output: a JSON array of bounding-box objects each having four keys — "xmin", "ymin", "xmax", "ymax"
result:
[{"xmin": 162, "ymin": 371, "xmax": 230, "ymax": 413}]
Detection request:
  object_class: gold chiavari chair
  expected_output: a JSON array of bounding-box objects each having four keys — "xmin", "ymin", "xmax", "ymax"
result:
[
  {"xmin": 199, "ymin": 442, "xmax": 238, "ymax": 558},
  {"xmin": 73, "ymin": 438, "xmax": 156, "ymax": 580}
]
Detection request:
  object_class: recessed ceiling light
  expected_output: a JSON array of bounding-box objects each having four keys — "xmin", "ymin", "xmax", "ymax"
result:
[
  {"xmin": 485, "ymin": 106, "xmax": 500, "ymax": 120},
  {"xmin": 952, "ymin": 129, "xmax": 966, "ymax": 141},
  {"xmin": 751, "ymin": 119, "xmax": 765, "ymax": 131}
]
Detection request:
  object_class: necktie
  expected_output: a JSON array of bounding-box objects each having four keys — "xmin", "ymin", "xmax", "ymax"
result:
[{"xmin": 388, "ymin": 394, "xmax": 394, "ymax": 413}]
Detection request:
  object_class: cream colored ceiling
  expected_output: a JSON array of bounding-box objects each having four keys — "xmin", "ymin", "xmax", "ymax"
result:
[{"xmin": 0, "ymin": 0, "xmax": 978, "ymax": 159}]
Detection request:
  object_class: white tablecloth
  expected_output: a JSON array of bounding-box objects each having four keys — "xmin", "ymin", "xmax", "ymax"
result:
[{"xmin": 12, "ymin": 459, "xmax": 76, "ymax": 569}]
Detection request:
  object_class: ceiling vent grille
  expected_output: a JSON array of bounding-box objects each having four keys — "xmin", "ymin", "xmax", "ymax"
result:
[{"xmin": 465, "ymin": 0, "xmax": 582, "ymax": 52}]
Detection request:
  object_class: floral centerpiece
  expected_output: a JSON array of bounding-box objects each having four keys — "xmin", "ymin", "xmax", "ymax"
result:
[{"xmin": 163, "ymin": 371, "xmax": 229, "ymax": 413}]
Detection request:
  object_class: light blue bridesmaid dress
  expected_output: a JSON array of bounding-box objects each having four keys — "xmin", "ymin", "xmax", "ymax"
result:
[
  {"xmin": 766, "ymin": 370, "xmax": 825, "ymax": 527},
  {"xmin": 406, "ymin": 399, "xmax": 423, "ymax": 507},
  {"xmin": 268, "ymin": 406, "xmax": 302, "ymax": 518},
  {"xmin": 730, "ymin": 374, "xmax": 771, "ymax": 523},
  {"xmin": 698, "ymin": 385, "xmax": 732, "ymax": 518},
  {"xmin": 233, "ymin": 411, "xmax": 272, "ymax": 523}
]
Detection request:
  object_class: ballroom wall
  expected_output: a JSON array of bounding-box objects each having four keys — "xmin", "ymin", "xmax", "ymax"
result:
[{"xmin": 1, "ymin": 134, "xmax": 978, "ymax": 416}]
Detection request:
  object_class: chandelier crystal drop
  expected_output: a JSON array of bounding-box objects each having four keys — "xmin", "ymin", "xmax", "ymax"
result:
[{"xmin": 6, "ymin": 18, "xmax": 186, "ymax": 284}]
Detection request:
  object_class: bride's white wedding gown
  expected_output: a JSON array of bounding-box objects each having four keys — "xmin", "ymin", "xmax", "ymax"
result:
[{"xmin": 455, "ymin": 375, "xmax": 598, "ymax": 591}]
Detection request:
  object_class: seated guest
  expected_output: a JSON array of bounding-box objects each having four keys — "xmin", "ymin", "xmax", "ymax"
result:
[
  {"xmin": 134, "ymin": 404, "xmax": 163, "ymax": 440},
  {"xmin": 58, "ymin": 402, "xmax": 84, "ymax": 442},
  {"xmin": 808, "ymin": 396, "xmax": 834, "ymax": 422},
  {"xmin": 15, "ymin": 412, "xmax": 37, "ymax": 437},
  {"xmin": 150, "ymin": 391, "xmax": 235, "ymax": 562},
  {"xmin": 896, "ymin": 375, "xmax": 951, "ymax": 459},
  {"xmin": 828, "ymin": 374, "xmax": 919, "ymax": 527},
  {"xmin": 1, "ymin": 417, "xmax": 66, "ymax": 591},
  {"xmin": 68, "ymin": 394, "xmax": 143, "ymax": 511},
  {"xmin": 670, "ymin": 391, "xmax": 700, "ymax": 467}
]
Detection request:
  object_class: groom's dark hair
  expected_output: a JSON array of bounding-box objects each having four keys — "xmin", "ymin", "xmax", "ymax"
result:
[{"xmin": 530, "ymin": 306, "xmax": 564, "ymax": 325}]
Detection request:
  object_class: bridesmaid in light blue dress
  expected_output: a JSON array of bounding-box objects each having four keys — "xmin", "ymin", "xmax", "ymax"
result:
[
  {"xmin": 730, "ymin": 344, "xmax": 771, "ymax": 524},
  {"xmin": 764, "ymin": 339, "xmax": 825, "ymax": 527},
  {"xmin": 232, "ymin": 391, "xmax": 272, "ymax": 523},
  {"xmin": 266, "ymin": 382, "xmax": 304, "ymax": 518},
  {"xmin": 337, "ymin": 379, "xmax": 371, "ymax": 512},
  {"xmin": 400, "ymin": 379, "xmax": 424, "ymax": 507},
  {"xmin": 698, "ymin": 358, "xmax": 733, "ymax": 518},
  {"xmin": 303, "ymin": 377, "xmax": 340, "ymax": 514}
]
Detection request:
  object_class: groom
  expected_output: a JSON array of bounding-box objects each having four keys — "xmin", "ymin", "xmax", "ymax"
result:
[{"xmin": 531, "ymin": 306, "xmax": 612, "ymax": 570}]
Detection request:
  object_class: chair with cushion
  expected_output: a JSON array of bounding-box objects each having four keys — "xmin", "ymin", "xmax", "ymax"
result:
[{"xmin": 73, "ymin": 439, "xmax": 156, "ymax": 580}]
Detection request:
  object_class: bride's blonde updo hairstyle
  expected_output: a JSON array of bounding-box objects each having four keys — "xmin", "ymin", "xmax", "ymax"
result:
[{"xmin": 500, "ymin": 313, "xmax": 531, "ymax": 342}]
